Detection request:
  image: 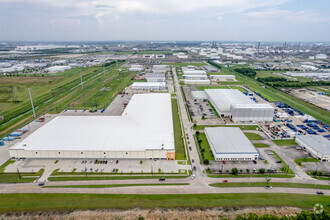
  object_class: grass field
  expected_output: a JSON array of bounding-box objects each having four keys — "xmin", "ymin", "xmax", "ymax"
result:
[
  {"xmin": 244, "ymin": 132, "xmax": 263, "ymax": 140},
  {"xmin": 0, "ymin": 193, "xmax": 327, "ymax": 213},
  {"xmin": 195, "ymin": 133, "xmax": 215, "ymax": 162},
  {"xmin": 44, "ymin": 183, "xmax": 189, "ymax": 188},
  {"xmin": 273, "ymin": 139, "xmax": 297, "ymax": 146},
  {"xmin": 0, "ymin": 160, "xmax": 43, "ymax": 183},
  {"xmin": 208, "ymin": 174, "xmax": 295, "ymax": 178},
  {"xmin": 295, "ymin": 158, "xmax": 319, "ymax": 166},
  {"xmin": 48, "ymin": 175, "xmax": 188, "ymax": 181},
  {"xmin": 171, "ymin": 98, "xmax": 186, "ymax": 160},
  {"xmin": 253, "ymin": 143, "xmax": 269, "ymax": 148},
  {"xmin": 197, "ymin": 85, "xmax": 247, "ymax": 93},
  {"xmin": 193, "ymin": 124, "xmax": 259, "ymax": 131},
  {"xmin": 210, "ymin": 182, "xmax": 330, "ymax": 190}
]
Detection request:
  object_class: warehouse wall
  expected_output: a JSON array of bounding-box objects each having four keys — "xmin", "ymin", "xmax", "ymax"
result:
[
  {"xmin": 230, "ymin": 105, "xmax": 274, "ymax": 122},
  {"xmin": 9, "ymin": 149, "xmax": 174, "ymax": 159}
]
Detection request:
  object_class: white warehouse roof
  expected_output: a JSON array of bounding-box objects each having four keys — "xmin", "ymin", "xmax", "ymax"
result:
[
  {"xmin": 296, "ymin": 135, "xmax": 330, "ymax": 155},
  {"xmin": 11, "ymin": 94, "xmax": 174, "ymax": 152},
  {"xmin": 205, "ymin": 89, "xmax": 253, "ymax": 113},
  {"xmin": 205, "ymin": 127, "xmax": 259, "ymax": 154},
  {"xmin": 182, "ymin": 70, "xmax": 207, "ymax": 75}
]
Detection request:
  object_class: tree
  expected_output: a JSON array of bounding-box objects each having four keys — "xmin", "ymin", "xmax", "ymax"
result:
[
  {"xmin": 203, "ymin": 158, "xmax": 209, "ymax": 165},
  {"xmin": 246, "ymin": 169, "xmax": 250, "ymax": 174},
  {"xmin": 196, "ymin": 130, "xmax": 200, "ymax": 135},
  {"xmin": 198, "ymin": 139, "xmax": 202, "ymax": 144},
  {"xmin": 232, "ymin": 168, "xmax": 238, "ymax": 175},
  {"xmin": 265, "ymin": 177, "xmax": 271, "ymax": 185},
  {"xmin": 259, "ymin": 168, "xmax": 265, "ymax": 174},
  {"xmin": 201, "ymin": 148, "xmax": 205, "ymax": 153}
]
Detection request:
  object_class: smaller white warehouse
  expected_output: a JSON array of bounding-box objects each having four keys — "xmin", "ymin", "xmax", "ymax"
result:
[
  {"xmin": 295, "ymin": 135, "xmax": 330, "ymax": 162},
  {"xmin": 129, "ymin": 64, "xmax": 143, "ymax": 71},
  {"xmin": 152, "ymin": 65, "xmax": 168, "ymax": 74},
  {"xmin": 205, "ymin": 89, "xmax": 274, "ymax": 122},
  {"xmin": 146, "ymin": 73, "xmax": 165, "ymax": 82},
  {"xmin": 184, "ymin": 79, "xmax": 210, "ymax": 85},
  {"xmin": 182, "ymin": 75, "xmax": 208, "ymax": 80},
  {"xmin": 132, "ymin": 82, "xmax": 166, "ymax": 90},
  {"xmin": 205, "ymin": 127, "xmax": 259, "ymax": 161},
  {"xmin": 210, "ymin": 75, "xmax": 235, "ymax": 80},
  {"xmin": 183, "ymin": 70, "xmax": 207, "ymax": 75}
]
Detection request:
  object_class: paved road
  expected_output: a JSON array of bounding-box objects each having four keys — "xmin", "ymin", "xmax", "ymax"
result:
[{"xmin": 172, "ymin": 67, "xmax": 205, "ymax": 178}]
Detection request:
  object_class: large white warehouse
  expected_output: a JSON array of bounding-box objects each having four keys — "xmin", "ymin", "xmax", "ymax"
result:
[
  {"xmin": 182, "ymin": 70, "xmax": 207, "ymax": 75},
  {"xmin": 205, "ymin": 127, "xmax": 259, "ymax": 161},
  {"xmin": 132, "ymin": 82, "xmax": 166, "ymax": 90},
  {"xmin": 9, "ymin": 94, "xmax": 175, "ymax": 160},
  {"xmin": 295, "ymin": 135, "xmax": 330, "ymax": 162},
  {"xmin": 205, "ymin": 89, "xmax": 274, "ymax": 122},
  {"xmin": 146, "ymin": 73, "xmax": 165, "ymax": 82}
]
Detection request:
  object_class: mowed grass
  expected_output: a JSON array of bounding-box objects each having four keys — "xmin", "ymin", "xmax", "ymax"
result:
[
  {"xmin": 171, "ymin": 98, "xmax": 186, "ymax": 160},
  {"xmin": 0, "ymin": 193, "xmax": 328, "ymax": 213},
  {"xmin": 196, "ymin": 133, "xmax": 215, "ymax": 161},
  {"xmin": 209, "ymin": 182, "xmax": 330, "ymax": 190},
  {"xmin": 0, "ymin": 160, "xmax": 43, "ymax": 183},
  {"xmin": 273, "ymin": 139, "xmax": 297, "ymax": 146},
  {"xmin": 193, "ymin": 125, "xmax": 259, "ymax": 131},
  {"xmin": 48, "ymin": 175, "xmax": 188, "ymax": 181},
  {"xmin": 244, "ymin": 132, "xmax": 263, "ymax": 140},
  {"xmin": 295, "ymin": 158, "xmax": 319, "ymax": 166},
  {"xmin": 44, "ymin": 183, "xmax": 189, "ymax": 188},
  {"xmin": 253, "ymin": 143, "xmax": 269, "ymax": 148}
]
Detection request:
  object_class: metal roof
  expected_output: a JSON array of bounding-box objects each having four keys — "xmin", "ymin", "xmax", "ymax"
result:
[
  {"xmin": 205, "ymin": 127, "xmax": 258, "ymax": 154},
  {"xmin": 296, "ymin": 135, "xmax": 330, "ymax": 155},
  {"xmin": 11, "ymin": 94, "xmax": 174, "ymax": 152}
]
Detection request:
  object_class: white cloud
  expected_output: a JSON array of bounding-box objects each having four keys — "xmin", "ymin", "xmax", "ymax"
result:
[
  {"xmin": 217, "ymin": 16, "xmax": 222, "ymax": 21},
  {"xmin": 49, "ymin": 18, "xmax": 80, "ymax": 27}
]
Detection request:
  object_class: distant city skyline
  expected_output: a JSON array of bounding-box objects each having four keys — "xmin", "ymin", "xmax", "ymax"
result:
[{"xmin": 0, "ymin": 0, "xmax": 329, "ymax": 42}]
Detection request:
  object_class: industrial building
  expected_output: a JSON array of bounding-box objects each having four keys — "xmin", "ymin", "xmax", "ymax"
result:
[
  {"xmin": 205, "ymin": 127, "xmax": 259, "ymax": 161},
  {"xmin": 210, "ymin": 75, "xmax": 235, "ymax": 80},
  {"xmin": 9, "ymin": 94, "xmax": 175, "ymax": 160},
  {"xmin": 129, "ymin": 64, "xmax": 143, "ymax": 71},
  {"xmin": 183, "ymin": 70, "xmax": 207, "ymax": 75},
  {"xmin": 295, "ymin": 135, "xmax": 330, "ymax": 162},
  {"xmin": 152, "ymin": 65, "xmax": 168, "ymax": 74},
  {"xmin": 182, "ymin": 75, "xmax": 208, "ymax": 80},
  {"xmin": 132, "ymin": 82, "xmax": 166, "ymax": 90},
  {"xmin": 184, "ymin": 79, "xmax": 210, "ymax": 85},
  {"xmin": 204, "ymin": 89, "xmax": 274, "ymax": 122},
  {"xmin": 146, "ymin": 73, "xmax": 165, "ymax": 82}
]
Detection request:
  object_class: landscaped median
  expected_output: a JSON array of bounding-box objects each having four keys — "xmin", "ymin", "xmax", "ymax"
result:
[
  {"xmin": 48, "ymin": 168, "xmax": 190, "ymax": 181},
  {"xmin": 0, "ymin": 193, "xmax": 328, "ymax": 213},
  {"xmin": 209, "ymin": 182, "xmax": 330, "ymax": 190},
  {"xmin": 295, "ymin": 157, "xmax": 319, "ymax": 166},
  {"xmin": 0, "ymin": 160, "xmax": 44, "ymax": 183},
  {"xmin": 44, "ymin": 183, "xmax": 189, "ymax": 188}
]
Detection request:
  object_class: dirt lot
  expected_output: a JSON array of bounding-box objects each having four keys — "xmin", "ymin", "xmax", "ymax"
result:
[{"xmin": 283, "ymin": 88, "xmax": 330, "ymax": 111}]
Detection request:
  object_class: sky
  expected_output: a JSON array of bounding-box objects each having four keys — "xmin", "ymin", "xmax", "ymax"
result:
[{"xmin": 0, "ymin": 0, "xmax": 329, "ymax": 42}]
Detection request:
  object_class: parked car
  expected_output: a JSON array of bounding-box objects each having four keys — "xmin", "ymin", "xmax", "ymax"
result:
[
  {"xmin": 253, "ymin": 160, "xmax": 257, "ymax": 164},
  {"xmin": 193, "ymin": 166, "xmax": 196, "ymax": 171},
  {"xmin": 222, "ymin": 160, "xmax": 226, "ymax": 164},
  {"xmin": 191, "ymin": 174, "xmax": 196, "ymax": 179},
  {"xmin": 189, "ymin": 147, "xmax": 192, "ymax": 151},
  {"xmin": 192, "ymin": 159, "xmax": 194, "ymax": 163},
  {"xmin": 297, "ymin": 171, "xmax": 301, "ymax": 177},
  {"xmin": 116, "ymin": 160, "xmax": 119, "ymax": 164}
]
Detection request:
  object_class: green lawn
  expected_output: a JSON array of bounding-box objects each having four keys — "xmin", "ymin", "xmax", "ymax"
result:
[
  {"xmin": 273, "ymin": 139, "xmax": 297, "ymax": 146},
  {"xmin": 171, "ymin": 98, "xmax": 186, "ymax": 160},
  {"xmin": 295, "ymin": 158, "xmax": 319, "ymax": 166},
  {"xmin": 48, "ymin": 175, "xmax": 188, "ymax": 181},
  {"xmin": 244, "ymin": 132, "xmax": 263, "ymax": 140},
  {"xmin": 195, "ymin": 133, "xmax": 215, "ymax": 162},
  {"xmin": 44, "ymin": 183, "xmax": 189, "ymax": 188},
  {"xmin": 197, "ymin": 85, "xmax": 247, "ymax": 93},
  {"xmin": 210, "ymin": 182, "xmax": 330, "ymax": 190},
  {"xmin": 193, "ymin": 125, "xmax": 259, "ymax": 131},
  {"xmin": 208, "ymin": 174, "xmax": 295, "ymax": 178},
  {"xmin": 0, "ymin": 193, "xmax": 327, "ymax": 213},
  {"xmin": 253, "ymin": 143, "xmax": 269, "ymax": 148}
]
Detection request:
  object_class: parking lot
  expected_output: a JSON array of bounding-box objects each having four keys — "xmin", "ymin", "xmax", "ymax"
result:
[
  {"xmin": 5, "ymin": 158, "xmax": 191, "ymax": 175},
  {"xmin": 182, "ymin": 85, "xmax": 222, "ymax": 125}
]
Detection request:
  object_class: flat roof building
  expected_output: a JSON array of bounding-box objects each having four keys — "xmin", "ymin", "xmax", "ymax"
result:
[
  {"xmin": 132, "ymin": 82, "xmax": 166, "ymax": 91},
  {"xmin": 210, "ymin": 75, "xmax": 235, "ymax": 80},
  {"xmin": 146, "ymin": 73, "xmax": 165, "ymax": 82},
  {"xmin": 205, "ymin": 89, "xmax": 274, "ymax": 122},
  {"xmin": 184, "ymin": 79, "xmax": 210, "ymax": 85},
  {"xmin": 182, "ymin": 75, "xmax": 208, "ymax": 80},
  {"xmin": 182, "ymin": 70, "xmax": 207, "ymax": 75},
  {"xmin": 205, "ymin": 127, "xmax": 259, "ymax": 161},
  {"xmin": 295, "ymin": 135, "xmax": 330, "ymax": 162},
  {"xmin": 9, "ymin": 94, "xmax": 175, "ymax": 160}
]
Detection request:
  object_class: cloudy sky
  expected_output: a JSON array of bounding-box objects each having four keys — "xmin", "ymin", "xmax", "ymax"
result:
[{"xmin": 0, "ymin": 0, "xmax": 329, "ymax": 41}]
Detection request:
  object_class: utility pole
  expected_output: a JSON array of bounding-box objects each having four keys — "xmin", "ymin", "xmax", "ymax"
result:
[
  {"xmin": 80, "ymin": 70, "xmax": 84, "ymax": 89},
  {"xmin": 28, "ymin": 88, "xmax": 36, "ymax": 118}
]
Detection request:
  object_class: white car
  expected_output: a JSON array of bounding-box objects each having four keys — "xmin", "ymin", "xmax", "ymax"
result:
[
  {"xmin": 191, "ymin": 174, "xmax": 196, "ymax": 179},
  {"xmin": 297, "ymin": 171, "xmax": 301, "ymax": 177}
]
